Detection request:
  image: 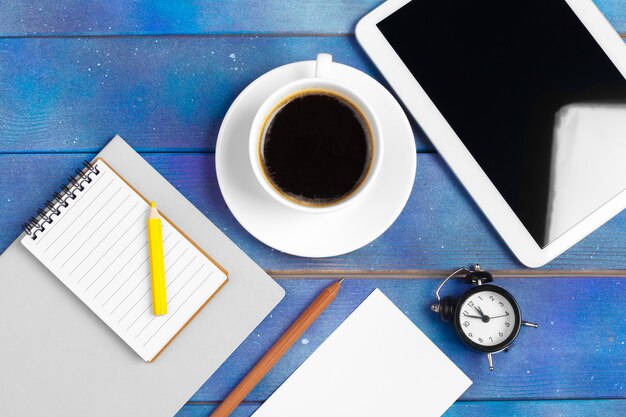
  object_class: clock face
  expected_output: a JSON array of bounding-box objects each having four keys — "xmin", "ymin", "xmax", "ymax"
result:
[{"xmin": 456, "ymin": 286, "xmax": 521, "ymax": 351}]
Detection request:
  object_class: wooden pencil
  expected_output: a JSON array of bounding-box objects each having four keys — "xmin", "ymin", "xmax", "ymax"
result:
[{"xmin": 209, "ymin": 278, "xmax": 344, "ymax": 417}]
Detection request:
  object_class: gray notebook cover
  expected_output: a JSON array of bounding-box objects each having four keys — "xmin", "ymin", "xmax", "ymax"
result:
[{"xmin": 0, "ymin": 135, "xmax": 285, "ymax": 417}]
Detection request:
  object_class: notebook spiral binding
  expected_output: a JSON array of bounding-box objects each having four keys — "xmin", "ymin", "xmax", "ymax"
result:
[{"xmin": 22, "ymin": 161, "xmax": 101, "ymax": 241}]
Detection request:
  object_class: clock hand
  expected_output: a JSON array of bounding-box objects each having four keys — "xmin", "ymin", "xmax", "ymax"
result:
[
  {"xmin": 474, "ymin": 306, "xmax": 487, "ymax": 318},
  {"xmin": 463, "ymin": 313, "xmax": 483, "ymax": 319},
  {"xmin": 490, "ymin": 314, "xmax": 510, "ymax": 319},
  {"xmin": 473, "ymin": 305, "xmax": 491, "ymax": 323}
]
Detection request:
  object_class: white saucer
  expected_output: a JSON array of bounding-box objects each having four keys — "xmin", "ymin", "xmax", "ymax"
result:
[{"xmin": 216, "ymin": 60, "xmax": 416, "ymax": 257}]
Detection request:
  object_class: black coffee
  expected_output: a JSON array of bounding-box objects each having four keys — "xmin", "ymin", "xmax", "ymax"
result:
[{"xmin": 261, "ymin": 92, "xmax": 372, "ymax": 206}]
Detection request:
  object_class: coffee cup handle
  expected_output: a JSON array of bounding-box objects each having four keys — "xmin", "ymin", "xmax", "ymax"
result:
[{"xmin": 315, "ymin": 53, "xmax": 333, "ymax": 78}]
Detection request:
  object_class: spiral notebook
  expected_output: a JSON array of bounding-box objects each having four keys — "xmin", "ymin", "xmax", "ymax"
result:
[{"xmin": 20, "ymin": 158, "xmax": 228, "ymax": 362}]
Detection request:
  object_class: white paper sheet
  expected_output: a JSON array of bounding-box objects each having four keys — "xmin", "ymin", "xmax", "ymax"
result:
[{"xmin": 253, "ymin": 288, "xmax": 471, "ymax": 417}]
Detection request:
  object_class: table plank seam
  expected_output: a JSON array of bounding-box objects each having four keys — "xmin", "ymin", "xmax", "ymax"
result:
[
  {"xmin": 183, "ymin": 398, "xmax": 626, "ymax": 404},
  {"xmin": 0, "ymin": 33, "xmax": 355, "ymax": 40},
  {"xmin": 0, "ymin": 32, "xmax": 624, "ymax": 39},
  {"xmin": 268, "ymin": 270, "xmax": 626, "ymax": 278},
  {"xmin": 0, "ymin": 151, "xmax": 439, "ymax": 156}
]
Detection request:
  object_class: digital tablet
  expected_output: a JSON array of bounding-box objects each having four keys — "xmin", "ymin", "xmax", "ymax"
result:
[{"xmin": 357, "ymin": 0, "xmax": 626, "ymax": 267}]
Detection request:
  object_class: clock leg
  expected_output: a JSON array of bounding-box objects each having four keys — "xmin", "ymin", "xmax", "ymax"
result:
[
  {"xmin": 522, "ymin": 320, "xmax": 539, "ymax": 328},
  {"xmin": 487, "ymin": 353, "xmax": 494, "ymax": 371}
]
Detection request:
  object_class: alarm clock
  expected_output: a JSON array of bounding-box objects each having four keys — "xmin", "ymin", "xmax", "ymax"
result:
[{"xmin": 430, "ymin": 265, "xmax": 538, "ymax": 371}]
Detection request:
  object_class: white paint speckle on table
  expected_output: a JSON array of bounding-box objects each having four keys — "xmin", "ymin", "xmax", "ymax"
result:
[{"xmin": 301, "ymin": 338, "xmax": 309, "ymax": 345}]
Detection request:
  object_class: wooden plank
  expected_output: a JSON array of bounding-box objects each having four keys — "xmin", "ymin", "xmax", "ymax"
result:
[
  {"xmin": 187, "ymin": 278, "xmax": 625, "ymax": 402},
  {"xmin": 0, "ymin": 1, "xmax": 622, "ymax": 36},
  {"xmin": 2, "ymin": 153, "xmax": 626, "ymax": 271},
  {"xmin": 0, "ymin": 1, "xmax": 380, "ymax": 36},
  {"xmin": 0, "ymin": 35, "xmax": 430, "ymax": 153},
  {"xmin": 175, "ymin": 400, "xmax": 626, "ymax": 417}
]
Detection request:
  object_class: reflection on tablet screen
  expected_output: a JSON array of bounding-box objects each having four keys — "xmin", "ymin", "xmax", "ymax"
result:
[{"xmin": 378, "ymin": 0, "xmax": 626, "ymax": 247}]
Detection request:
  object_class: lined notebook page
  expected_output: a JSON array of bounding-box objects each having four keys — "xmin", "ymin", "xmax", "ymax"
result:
[{"xmin": 21, "ymin": 159, "xmax": 228, "ymax": 361}]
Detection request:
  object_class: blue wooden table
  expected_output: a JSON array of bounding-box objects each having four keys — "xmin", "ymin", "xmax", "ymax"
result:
[{"xmin": 0, "ymin": 1, "xmax": 624, "ymax": 416}]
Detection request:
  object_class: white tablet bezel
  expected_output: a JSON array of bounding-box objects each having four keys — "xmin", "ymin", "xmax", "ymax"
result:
[{"xmin": 356, "ymin": 0, "xmax": 626, "ymax": 267}]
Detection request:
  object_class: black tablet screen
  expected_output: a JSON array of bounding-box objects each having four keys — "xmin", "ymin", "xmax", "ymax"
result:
[{"xmin": 378, "ymin": 0, "xmax": 626, "ymax": 247}]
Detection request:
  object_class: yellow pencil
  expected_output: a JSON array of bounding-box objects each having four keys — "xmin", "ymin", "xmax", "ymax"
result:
[{"xmin": 148, "ymin": 201, "xmax": 167, "ymax": 316}]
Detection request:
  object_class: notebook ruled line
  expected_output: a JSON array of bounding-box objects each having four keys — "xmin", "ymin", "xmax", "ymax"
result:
[
  {"xmin": 95, "ymin": 241, "xmax": 147, "ymax": 301},
  {"xmin": 44, "ymin": 174, "xmax": 115, "ymax": 253},
  {"xmin": 160, "ymin": 236, "xmax": 180, "ymax": 266},
  {"xmin": 118, "ymin": 243, "xmax": 185, "ymax": 326},
  {"xmin": 58, "ymin": 192, "xmax": 130, "ymax": 269},
  {"xmin": 35, "ymin": 169, "xmax": 108, "ymax": 247},
  {"xmin": 142, "ymin": 273, "xmax": 211, "ymax": 347},
  {"xmin": 74, "ymin": 206, "xmax": 144, "ymax": 283},
  {"xmin": 71, "ymin": 201, "xmax": 141, "ymax": 279},
  {"xmin": 119, "ymin": 247, "xmax": 190, "ymax": 326},
  {"xmin": 168, "ymin": 269, "xmax": 213, "ymax": 307},
  {"xmin": 165, "ymin": 255, "xmax": 197, "ymax": 288},
  {"xmin": 125, "ymin": 302, "xmax": 153, "ymax": 331},
  {"xmin": 103, "ymin": 257, "xmax": 150, "ymax": 308},
  {"xmin": 101, "ymin": 232, "xmax": 174, "ymax": 309},
  {"xmin": 134, "ymin": 316, "xmax": 155, "ymax": 340},
  {"xmin": 130, "ymin": 262, "xmax": 207, "ymax": 336},
  {"xmin": 110, "ymin": 270, "xmax": 151, "ymax": 315},
  {"xmin": 52, "ymin": 186, "xmax": 125, "ymax": 263},
  {"xmin": 112, "ymin": 240, "xmax": 183, "ymax": 318},
  {"xmin": 135, "ymin": 264, "xmax": 206, "ymax": 340},
  {"xmin": 168, "ymin": 267, "xmax": 210, "ymax": 306},
  {"xmin": 134, "ymin": 264, "xmax": 206, "ymax": 339},
  {"xmin": 83, "ymin": 223, "xmax": 148, "ymax": 291},
  {"xmin": 120, "ymin": 243, "xmax": 185, "ymax": 325},
  {"xmin": 121, "ymin": 246, "xmax": 190, "ymax": 326}
]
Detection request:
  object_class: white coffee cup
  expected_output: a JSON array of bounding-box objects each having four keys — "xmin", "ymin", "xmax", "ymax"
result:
[{"xmin": 249, "ymin": 53, "xmax": 383, "ymax": 213}]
